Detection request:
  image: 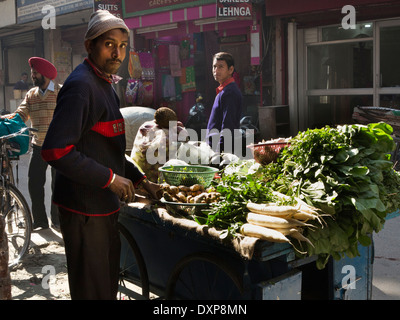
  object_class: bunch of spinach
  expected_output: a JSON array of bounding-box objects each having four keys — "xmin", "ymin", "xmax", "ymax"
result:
[
  {"xmin": 195, "ymin": 160, "xmax": 282, "ymax": 238},
  {"xmin": 276, "ymin": 122, "xmax": 400, "ymax": 268}
]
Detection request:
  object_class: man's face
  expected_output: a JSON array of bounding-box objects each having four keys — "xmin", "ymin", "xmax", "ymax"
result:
[
  {"xmin": 85, "ymin": 29, "xmax": 128, "ymax": 75},
  {"xmin": 212, "ymin": 58, "xmax": 233, "ymax": 85},
  {"xmin": 31, "ymin": 69, "xmax": 46, "ymax": 87}
]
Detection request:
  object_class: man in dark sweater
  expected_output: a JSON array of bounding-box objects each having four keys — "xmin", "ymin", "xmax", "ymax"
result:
[
  {"xmin": 206, "ymin": 52, "xmax": 243, "ymax": 154},
  {"xmin": 41, "ymin": 10, "xmax": 160, "ymax": 300}
]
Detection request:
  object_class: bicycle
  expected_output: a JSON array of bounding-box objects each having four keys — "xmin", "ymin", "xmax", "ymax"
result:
[{"xmin": 0, "ymin": 126, "xmax": 37, "ymax": 268}]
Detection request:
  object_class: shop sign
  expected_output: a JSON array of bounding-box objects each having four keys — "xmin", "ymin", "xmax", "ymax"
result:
[
  {"xmin": 17, "ymin": 0, "xmax": 93, "ymax": 24},
  {"xmin": 123, "ymin": 0, "xmax": 215, "ymax": 18},
  {"xmin": 217, "ymin": 0, "xmax": 252, "ymax": 19},
  {"xmin": 94, "ymin": 0, "xmax": 122, "ymax": 18}
]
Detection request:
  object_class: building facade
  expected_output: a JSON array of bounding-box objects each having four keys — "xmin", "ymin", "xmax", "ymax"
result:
[{"xmin": 266, "ymin": 0, "xmax": 400, "ymax": 135}]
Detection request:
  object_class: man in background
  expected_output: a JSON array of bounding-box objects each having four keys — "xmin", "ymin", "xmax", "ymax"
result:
[
  {"xmin": 205, "ymin": 52, "xmax": 243, "ymax": 155},
  {"xmin": 3, "ymin": 57, "xmax": 60, "ymax": 231},
  {"xmin": 13, "ymin": 72, "xmax": 29, "ymax": 91}
]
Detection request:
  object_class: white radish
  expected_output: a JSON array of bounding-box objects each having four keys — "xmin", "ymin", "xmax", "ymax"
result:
[
  {"xmin": 240, "ymin": 223, "xmax": 290, "ymax": 243},
  {"xmin": 246, "ymin": 212, "xmax": 313, "ymax": 229},
  {"xmin": 274, "ymin": 228, "xmax": 315, "ymax": 248},
  {"xmin": 246, "ymin": 202, "xmax": 297, "ymax": 217}
]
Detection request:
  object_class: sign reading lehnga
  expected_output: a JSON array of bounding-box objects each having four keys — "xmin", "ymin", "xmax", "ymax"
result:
[
  {"xmin": 16, "ymin": 0, "xmax": 93, "ymax": 24},
  {"xmin": 216, "ymin": 0, "xmax": 252, "ymax": 19}
]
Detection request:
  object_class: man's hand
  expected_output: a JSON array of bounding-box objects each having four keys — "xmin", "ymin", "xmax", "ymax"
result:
[
  {"xmin": 108, "ymin": 174, "xmax": 136, "ymax": 203},
  {"xmin": 141, "ymin": 179, "xmax": 162, "ymax": 200}
]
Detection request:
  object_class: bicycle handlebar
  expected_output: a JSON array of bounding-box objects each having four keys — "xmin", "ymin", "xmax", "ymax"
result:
[{"xmin": 0, "ymin": 127, "xmax": 38, "ymax": 142}]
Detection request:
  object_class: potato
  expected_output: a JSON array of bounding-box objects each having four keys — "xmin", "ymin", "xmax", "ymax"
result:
[
  {"xmin": 178, "ymin": 185, "xmax": 191, "ymax": 193},
  {"xmin": 193, "ymin": 193, "xmax": 207, "ymax": 203},
  {"xmin": 163, "ymin": 191, "xmax": 177, "ymax": 202},
  {"xmin": 169, "ymin": 186, "xmax": 179, "ymax": 195},
  {"xmin": 190, "ymin": 184, "xmax": 204, "ymax": 192},
  {"xmin": 175, "ymin": 192, "xmax": 187, "ymax": 203}
]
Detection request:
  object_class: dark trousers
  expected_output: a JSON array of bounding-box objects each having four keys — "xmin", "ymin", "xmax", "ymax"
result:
[
  {"xmin": 28, "ymin": 144, "xmax": 59, "ymax": 228},
  {"xmin": 58, "ymin": 207, "xmax": 121, "ymax": 300}
]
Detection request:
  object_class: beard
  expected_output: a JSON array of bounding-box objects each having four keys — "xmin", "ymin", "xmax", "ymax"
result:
[
  {"xmin": 103, "ymin": 59, "xmax": 122, "ymax": 75},
  {"xmin": 33, "ymin": 76, "xmax": 46, "ymax": 87}
]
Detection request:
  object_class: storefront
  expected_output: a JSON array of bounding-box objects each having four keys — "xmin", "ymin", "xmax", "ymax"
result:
[
  {"xmin": 122, "ymin": 0, "xmax": 266, "ymax": 133},
  {"xmin": 0, "ymin": 0, "xmax": 93, "ymax": 113},
  {"xmin": 266, "ymin": 0, "xmax": 400, "ymax": 134}
]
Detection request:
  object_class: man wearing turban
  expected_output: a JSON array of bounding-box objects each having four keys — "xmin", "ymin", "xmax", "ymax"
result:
[{"xmin": 2, "ymin": 57, "xmax": 60, "ymax": 232}]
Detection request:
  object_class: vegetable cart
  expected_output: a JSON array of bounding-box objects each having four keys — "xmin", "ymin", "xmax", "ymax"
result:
[
  {"xmin": 118, "ymin": 122, "xmax": 400, "ymax": 300},
  {"xmin": 118, "ymin": 201, "xmax": 375, "ymax": 300}
]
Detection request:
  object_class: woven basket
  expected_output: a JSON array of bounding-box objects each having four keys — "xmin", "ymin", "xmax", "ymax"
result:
[
  {"xmin": 248, "ymin": 142, "xmax": 290, "ymax": 165},
  {"xmin": 159, "ymin": 165, "xmax": 218, "ymax": 187}
]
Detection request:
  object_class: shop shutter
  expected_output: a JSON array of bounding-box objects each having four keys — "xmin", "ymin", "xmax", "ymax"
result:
[{"xmin": 2, "ymin": 31, "xmax": 36, "ymax": 47}]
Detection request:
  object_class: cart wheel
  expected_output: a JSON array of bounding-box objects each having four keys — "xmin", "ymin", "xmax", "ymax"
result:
[
  {"xmin": 118, "ymin": 223, "xmax": 150, "ymax": 300},
  {"xmin": 165, "ymin": 252, "xmax": 244, "ymax": 300}
]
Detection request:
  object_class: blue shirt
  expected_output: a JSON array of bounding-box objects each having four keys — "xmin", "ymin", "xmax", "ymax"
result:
[{"xmin": 206, "ymin": 81, "xmax": 243, "ymax": 153}]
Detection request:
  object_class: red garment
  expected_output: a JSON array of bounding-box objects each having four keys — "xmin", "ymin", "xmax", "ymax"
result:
[
  {"xmin": 29, "ymin": 57, "xmax": 57, "ymax": 80},
  {"xmin": 216, "ymin": 77, "xmax": 235, "ymax": 94}
]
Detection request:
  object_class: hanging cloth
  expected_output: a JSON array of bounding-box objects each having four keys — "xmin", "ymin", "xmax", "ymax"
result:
[
  {"xmin": 169, "ymin": 45, "xmax": 182, "ymax": 77},
  {"xmin": 181, "ymin": 65, "xmax": 196, "ymax": 92},
  {"xmin": 125, "ymin": 79, "xmax": 140, "ymax": 105},
  {"xmin": 179, "ymin": 38, "xmax": 190, "ymax": 60},
  {"xmin": 140, "ymin": 81, "xmax": 154, "ymax": 106},
  {"xmin": 162, "ymin": 74, "xmax": 176, "ymax": 98},
  {"xmin": 157, "ymin": 44, "xmax": 169, "ymax": 68},
  {"xmin": 139, "ymin": 52, "xmax": 155, "ymax": 80},
  {"xmin": 128, "ymin": 51, "xmax": 142, "ymax": 79}
]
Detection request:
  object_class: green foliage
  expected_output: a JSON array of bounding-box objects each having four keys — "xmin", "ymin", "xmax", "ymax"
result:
[
  {"xmin": 195, "ymin": 122, "xmax": 400, "ymax": 269},
  {"xmin": 276, "ymin": 122, "xmax": 398, "ymax": 268}
]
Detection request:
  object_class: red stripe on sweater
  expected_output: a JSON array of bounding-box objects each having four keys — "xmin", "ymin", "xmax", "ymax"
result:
[
  {"xmin": 41, "ymin": 145, "xmax": 74, "ymax": 161},
  {"xmin": 91, "ymin": 119, "xmax": 125, "ymax": 137},
  {"xmin": 103, "ymin": 168, "xmax": 114, "ymax": 189}
]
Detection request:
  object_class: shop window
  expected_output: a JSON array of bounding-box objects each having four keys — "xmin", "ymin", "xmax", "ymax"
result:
[
  {"xmin": 308, "ymin": 41, "xmax": 373, "ymax": 90},
  {"xmin": 303, "ymin": 20, "xmax": 400, "ymax": 130},
  {"xmin": 308, "ymin": 95, "xmax": 373, "ymax": 129},
  {"xmin": 321, "ymin": 23, "xmax": 373, "ymax": 41},
  {"xmin": 379, "ymin": 25, "xmax": 400, "ymax": 88},
  {"xmin": 304, "ymin": 22, "xmax": 375, "ymax": 128}
]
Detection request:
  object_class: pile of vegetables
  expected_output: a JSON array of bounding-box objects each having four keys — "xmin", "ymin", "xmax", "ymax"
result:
[
  {"xmin": 195, "ymin": 122, "xmax": 400, "ymax": 269},
  {"xmin": 161, "ymin": 183, "xmax": 220, "ymax": 204},
  {"xmin": 241, "ymin": 195, "xmax": 321, "ymax": 249}
]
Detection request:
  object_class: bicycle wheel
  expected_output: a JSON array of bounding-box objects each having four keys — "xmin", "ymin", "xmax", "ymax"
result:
[
  {"xmin": 165, "ymin": 252, "xmax": 244, "ymax": 300},
  {"xmin": 1, "ymin": 184, "xmax": 32, "ymax": 268},
  {"xmin": 118, "ymin": 223, "xmax": 149, "ymax": 300}
]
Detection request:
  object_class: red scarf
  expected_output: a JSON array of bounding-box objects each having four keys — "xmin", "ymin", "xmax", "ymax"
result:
[{"xmin": 216, "ymin": 77, "xmax": 235, "ymax": 95}]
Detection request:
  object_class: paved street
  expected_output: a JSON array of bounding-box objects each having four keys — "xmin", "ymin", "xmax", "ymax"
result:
[{"xmin": 14, "ymin": 152, "xmax": 400, "ymax": 300}]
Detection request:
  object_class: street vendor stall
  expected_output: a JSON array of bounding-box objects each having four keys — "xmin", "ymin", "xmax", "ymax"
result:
[
  {"xmin": 118, "ymin": 122, "xmax": 400, "ymax": 300},
  {"xmin": 118, "ymin": 201, "xmax": 376, "ymax": 300}
]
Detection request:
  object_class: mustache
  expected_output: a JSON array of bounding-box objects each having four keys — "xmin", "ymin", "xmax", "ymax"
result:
[{"xmin": 107, "ymin": 59, "xmax": 122, "ymax": 64}]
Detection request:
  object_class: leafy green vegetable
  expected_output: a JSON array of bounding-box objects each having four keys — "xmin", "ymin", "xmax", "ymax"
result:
[
  {"xmin": 193, "ymin": 160, "xmax": 284, "ymax": 238},
  {"xmin": 275, "ymin": 122, "xmax": 399, "ymax": 268},
  {"xmin": 194, "ymin": 122, "xmax": 400, "ymax": 269}
]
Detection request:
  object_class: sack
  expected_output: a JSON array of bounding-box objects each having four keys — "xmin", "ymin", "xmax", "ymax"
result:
[
  {"xmin": 177, "ymin": 141, "xmax": 215, "ymax": 165},
  {"xmin": 0, "ymin": 113, "xmax": 29, "ymax": 156}
]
